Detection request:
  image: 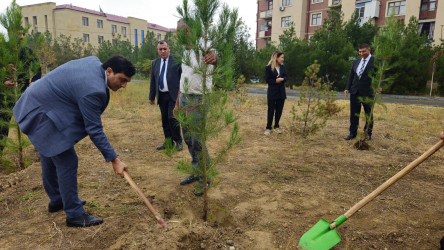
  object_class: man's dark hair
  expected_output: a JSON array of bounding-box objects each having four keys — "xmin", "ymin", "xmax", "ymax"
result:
[
  {"xmin": 158, "ymin": 40, "xmax": 169, "ymax": 46},
  {"xmin": 359, "ymin": 43, "xmax": 371, "ymax": 50},
  {"xmin": 102, "ymin": 55, "xmax": 136, "ymax": 77}
]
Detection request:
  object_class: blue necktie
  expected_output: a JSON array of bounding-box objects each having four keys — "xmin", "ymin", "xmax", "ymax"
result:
[{"xmin": 159, "ymin": 59, "xmax": 166, "ymax": 90}]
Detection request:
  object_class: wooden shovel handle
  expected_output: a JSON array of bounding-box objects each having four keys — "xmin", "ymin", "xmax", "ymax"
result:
[
  {"xmin": 123, "ymin": 171, "xmax": 167, "ymax": 228},
  {"xmin": 344, "ymin": 140, "xmax": 444, "ymax": 219}
]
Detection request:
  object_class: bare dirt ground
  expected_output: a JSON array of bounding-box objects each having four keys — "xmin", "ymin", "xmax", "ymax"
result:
[{"xmin": 0, "ymin": 83, "xmax": 443, "ymax": 249}]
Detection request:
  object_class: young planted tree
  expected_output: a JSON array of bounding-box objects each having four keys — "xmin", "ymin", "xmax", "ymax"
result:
[
  {"xmin": 0, "ymin": 0, "xmax": 40, "ymax": 169},
  {"xmin": 291, "ymin": 62, "xmax": 341, "ymax": 138},
  {"xmin": 355, "ymin": 15, "xmax": 401, "ymax": 149},
  {"xmin": 175, "ymin": 0, "xmax": 241, "ymax": 220}
]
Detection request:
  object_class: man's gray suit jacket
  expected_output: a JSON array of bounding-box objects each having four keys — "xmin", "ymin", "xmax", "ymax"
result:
[{"xmin": 13, "ymin": 56, "xmax": 117, "ymax": 161}]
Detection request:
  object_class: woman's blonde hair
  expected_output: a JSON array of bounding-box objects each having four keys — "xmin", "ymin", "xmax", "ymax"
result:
[{"xmin": 267, "ymin": 51, "xmax": 284, "ymax": 72}]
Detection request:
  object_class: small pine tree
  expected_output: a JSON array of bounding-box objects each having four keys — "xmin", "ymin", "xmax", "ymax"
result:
[
  {"xmin": 175, "ymin": 0, "xmax": 241, "ymax": 220},
  {"xmin": 355, "ymin": 15, "xmax": 400, "ymax": 149},
  {"xmin": 291, "ymin": 61, "xmax": 341, "ymax": 138},
  {"xmin": 0, "ymin": 0, "xmax": 39, "ymax": 169}
]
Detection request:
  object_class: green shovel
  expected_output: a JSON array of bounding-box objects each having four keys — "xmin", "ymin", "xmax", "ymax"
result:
[{"xmin": 299, "ymin": 139, "xmax": 444, "ymax": 250}]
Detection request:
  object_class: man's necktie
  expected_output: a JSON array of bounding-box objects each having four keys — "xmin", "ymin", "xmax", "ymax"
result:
[
  {"xmin": 358, "ymin": 59, "xmax": 366, "ymax": 78},
  {"xmin": 159, "ymin": 59, "xmax": 166, "ymax": 90}
]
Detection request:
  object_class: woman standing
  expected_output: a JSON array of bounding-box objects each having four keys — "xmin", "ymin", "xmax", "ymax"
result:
[{"xmin": 264, "ymin": 51, "xmax": 287, "ymax": 135}]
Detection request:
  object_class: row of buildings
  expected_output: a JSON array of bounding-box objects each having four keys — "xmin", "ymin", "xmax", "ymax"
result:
[
  {"xmin": 20, "ymin": 2, "xmax": 175, "ymax": 47},
  {"xmin": 256, "ymin": 0, "xmax": 444, "ymax": 49}
]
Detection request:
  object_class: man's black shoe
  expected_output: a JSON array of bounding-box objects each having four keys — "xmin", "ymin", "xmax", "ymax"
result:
[
  {"xmin": 194, "ymin": 179, "xmax": 211, "ymax": 196},
  {"xmin": 344, "ymin": 134, "xmax": 357, "ymax": 140},
  {"xmin": 48, "ymin": 200, "xmax": 86, "ymax": 213},
  {"xmin": 156, "ymin": 143, "xmax": 166, "ymax": 150},
  {"xmin": 66, "ymin": 213, "xmax": 103, "ymax": 227},
  {"xmin": 366, "ymin": 134, "xmax": 372, "ymax": 140},
  {"xmin": 180, "ymin": 175, "xmax": 199, "ymax": 185},
  {"xmin": 175, "ymin": 142, "xmax": 183, "ymax": 151}
]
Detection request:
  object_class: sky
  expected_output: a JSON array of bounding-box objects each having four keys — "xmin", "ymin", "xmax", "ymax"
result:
[{"xmin": 0, "ymin": 0, "xmax": 257, "ymax": 43}]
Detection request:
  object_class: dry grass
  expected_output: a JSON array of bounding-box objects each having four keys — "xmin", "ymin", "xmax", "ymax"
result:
[{"xmin": 0, "ymin": 80, "xmax": 443, "ymax": 249}]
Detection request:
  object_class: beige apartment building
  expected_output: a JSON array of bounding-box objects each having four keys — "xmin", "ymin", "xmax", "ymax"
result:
[
  {"xmin": 257, "ymin": 0, "xmax": 443, "ymax": 50},
  {"xmin": 20, "ymin": 2, "xmax": 175, "ymax": 47}
]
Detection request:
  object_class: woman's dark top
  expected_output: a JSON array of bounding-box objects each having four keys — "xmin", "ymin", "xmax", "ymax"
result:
[{"xmin": 265, "ymin": 64, "xmax": 287, "ymax": 100}]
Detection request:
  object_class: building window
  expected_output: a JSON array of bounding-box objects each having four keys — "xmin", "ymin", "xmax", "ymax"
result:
[
  {"xmin": 112, "ymin": 39, "xmax": 117, "ymax": 46},
  {"xmin": 311, "ymin": 13, "xmax": 322, "ymax": 26},
  {"xmin": 418, "ymin": 22, "xmax": 435, "ymax": 40},
  {"xmin": 83, "ymin": 34, "xmax": 89, "ymax": 43},
  {"xmin": 134, "ymin": 29, "xmax": 138, "ymax": 46},
  {"xmin": 282, "ymin": 0, "xmax": 292, "ymax": 7},
  {"xmin": 157, "ymin": 33, "xmax": 161, "ymax": 40},
  {"xmin": 421, "ymin": 0, "xmax": 436, "ymax": 11},
  {"xmin": 44, "ymin": 15, "xmax": 48, "ymax": 31},
  {"xmin": 122, "ymin": 26, "xmax": 127, "ymax": 37},
  {"xmin": 82, "ymin": 17, "xmax": 89, "ymax": 26},
  {"xmin": 281, "ymin": 16, "xmax": 291, "ymax": 27},
  {"xmin": 356, "ymin": 5, "xmax": 365, "ymax": 24},
  {"xmin": 98, "ymin": 36, "xmax": 104, "ymax": 44},
  {"xmin": 312, "ymin": 0, "xmax": 323, "ymax": 3},
  {"xmin": 268, "ymin": 0, "xmax": 273, "ymax": 10},
  {"xmin": 141, "ymin": 30, "xmax": 145, "ymax": 44},
  {"xmin": 24, "ymin": 17, "xmax": 29, "ymax": 27},
  {"xmin": 387, "ymin": 1, "xmax": 406, "ymax": 15},
  {"xmin": 97, "ymin": 20, "xmax": 103, "ymax": 28},
  {"xmin": 32, "ymin": 16, "xmax": 37, "ymax": 27},
  {"xmin": 112, "ymin": 25, "xmax": 117, "ymax": 35}
]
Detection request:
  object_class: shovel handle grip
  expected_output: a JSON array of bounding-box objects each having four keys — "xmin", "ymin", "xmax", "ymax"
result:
[
  {"xmin": 344, "ymin": 140, "xmax": 444, "ymax": 219},
  {"xmin": 123, "ymin": 171, "xmax": 168, "ymax": 229}
]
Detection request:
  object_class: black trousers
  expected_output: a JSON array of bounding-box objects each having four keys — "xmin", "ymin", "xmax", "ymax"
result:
[
  {"xmin": 158, "ymin": 91, "xmax": 182, "ymax": 143},
  {"xmin": 266, "ymin": 98, "xmax": 285, "ymax": 130},
  {"xmin": 349, "ymin": 93, "xmax": 373, "ymax": 136}
]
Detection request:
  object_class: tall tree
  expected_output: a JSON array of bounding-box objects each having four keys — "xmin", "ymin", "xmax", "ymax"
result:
[
  {"xmin": 344, "ymin": 11, "xmax": 379, "ymax": 51},
  {"xmin": 175, "ymin": 0, "xmax": 241, "ymax": 220},
  {"xmin": 310, "ymin": 6, "xmax": 355, "ymax": 90}
]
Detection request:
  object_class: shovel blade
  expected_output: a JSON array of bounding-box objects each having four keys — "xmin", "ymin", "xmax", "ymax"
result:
[{"xmin": 299, "ymin": 219, "xmax": 342, "ymax": 250}]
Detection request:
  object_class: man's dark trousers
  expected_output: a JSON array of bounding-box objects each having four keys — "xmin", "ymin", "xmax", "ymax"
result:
[
  {"xmin": 158, "ymin": 91, "xmax": 181, "ymax": 144},
  {"xmin": 40, "ymin": 147, "xmax": 85, "ymax": 219},
  {"xmin": 349, "ymin": 93, "xmax": 373, "ymax": 136}
]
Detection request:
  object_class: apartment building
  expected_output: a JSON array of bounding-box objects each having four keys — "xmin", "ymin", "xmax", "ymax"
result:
[
  {"xmin": 257, "ymin": 0, "xmax": 443, "ymax": 50},
  {"xmin": 21, "ymin": 2, "xmax": 175, "ymax": 47}
]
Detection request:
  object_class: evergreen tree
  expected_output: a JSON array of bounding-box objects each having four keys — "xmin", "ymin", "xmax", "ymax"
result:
[
  {"xmin": 310, "ymin": 6, "xmax": 355, "ymax": 90},
  {"xmin": 175, "ymin": 0, "xmax": 241, "ymax": 220},
  {"xmin": 278, "ymin": 23, "xmax": 311, "ymax": 88},
  {"xmin": 344, "ymin": 11, "xmax": 379, "ymax": 51},
  {"xmin": 0, "ymin": 0, "xmax": 38, "ymax": 169}
]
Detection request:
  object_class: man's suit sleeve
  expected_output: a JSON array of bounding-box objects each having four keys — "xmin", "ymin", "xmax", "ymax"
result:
[
  {"xmin": 78, "ymin": 93, "xmax": 117, "ymax": 162},
  {"xmin": 149, "ymin": 60, "xmax": 156, "ymax": 101},
  {"xmin": 346, "ymin": 61, "xmax": 355, "ymax": 90}
]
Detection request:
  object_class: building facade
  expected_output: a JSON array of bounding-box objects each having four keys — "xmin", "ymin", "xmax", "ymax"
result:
[
  {"xmin": 257, "ymin": 0, "xmax": 443, "ymax": 50},
  {"xmin": 21, "ymin": 2, "xmax": 175, "ymax": 47}
]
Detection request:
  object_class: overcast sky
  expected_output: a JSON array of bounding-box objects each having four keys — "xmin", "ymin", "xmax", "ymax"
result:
[{"xmin": 0, "ymin": 0, "xmax": 257, "ymax": 43}]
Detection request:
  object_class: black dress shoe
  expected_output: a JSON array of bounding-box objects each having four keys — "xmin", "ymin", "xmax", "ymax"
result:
[
  {"xmin": 344, "ymin": 134, "xmax": 357, "ymax": 140},
  {"xmin": 180, "ymin": 175, "xmax": 199, "ymax": 185},
  {"xmin": 156, "ymin": 143, "xmax": 166, "ymax": 150},
  {"xmin": 66, "ymin": 213, "xmax": 103, "ymax": 227},
  {"xmin": 366, "ymin": 134, "xmax": 372, "ymax": 140},
  {"xmin": 194, "ymin": 179, "xmax": 211, "ymax": 196},
  {"xmin": 175, "ymin": 142, "xmax": 183, "ymax": 151},
  {"xmin": 48, "ymin": 200, "xmax": 86, "ymax": 213}
]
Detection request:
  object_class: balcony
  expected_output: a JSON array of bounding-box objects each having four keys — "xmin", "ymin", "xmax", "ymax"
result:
[
  {"xmin": 259, "ymin": 29, "xmax": 272, "ymax": 38},
  {"xmin": 260, "ymin": 10, "xmax": 273, "ymax": 19}
]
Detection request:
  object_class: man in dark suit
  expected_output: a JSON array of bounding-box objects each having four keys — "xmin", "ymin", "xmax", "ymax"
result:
[
  {"xmin": 149, "ymin": 40, "xmax": 183, "ymax": 151},
  {"xmin": 13, "ymin": 55, "xmax": 135, "ymax": 227},
  {"xmin": 344, "ymin": 43, "xmax": 375, "ymax": 140}
]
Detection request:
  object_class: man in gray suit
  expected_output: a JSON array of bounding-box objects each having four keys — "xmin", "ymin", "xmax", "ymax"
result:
[
  {"xmin": 149, "ymin": 40, "xmax": 183, "ymax": 151},
  {"xmin": 13, "ymin": 55, "xmax": 135, "ymax": 227}
]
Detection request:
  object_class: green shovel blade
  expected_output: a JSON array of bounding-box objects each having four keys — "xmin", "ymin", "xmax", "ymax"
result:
[{"xmin": 298, "ymin": 219, "xmax": 342, "ymax": 250}]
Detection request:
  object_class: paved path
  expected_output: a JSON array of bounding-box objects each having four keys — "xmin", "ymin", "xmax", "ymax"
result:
[{"xmin": 247, "ymin": 87, "xmax": 444, "ymax": 107}]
